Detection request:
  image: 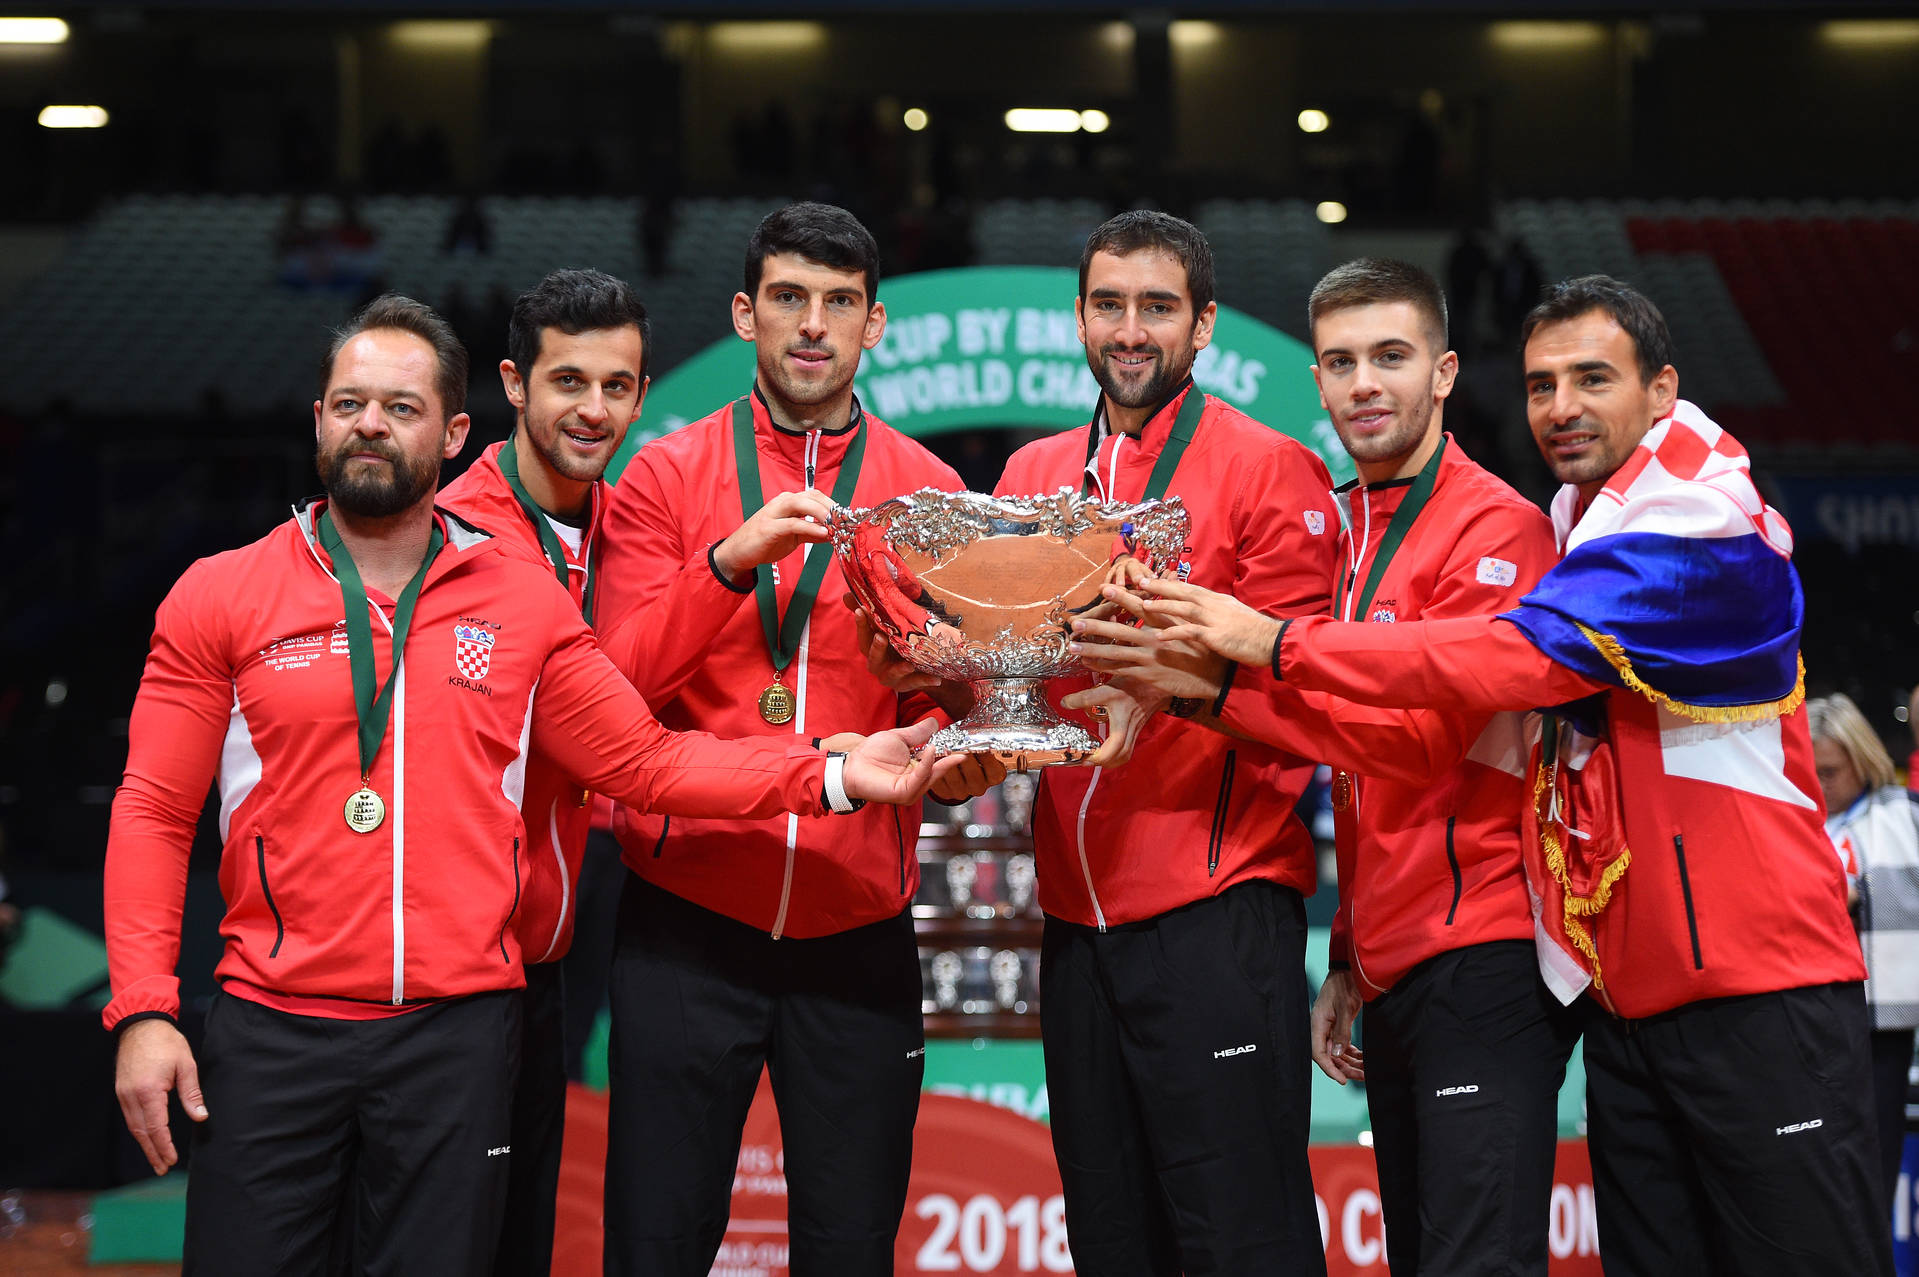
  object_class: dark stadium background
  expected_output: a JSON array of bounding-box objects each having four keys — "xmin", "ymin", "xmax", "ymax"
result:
[{"xmin": 0, "ymin": 0, "xmax": 1913, "ymax": 1223}]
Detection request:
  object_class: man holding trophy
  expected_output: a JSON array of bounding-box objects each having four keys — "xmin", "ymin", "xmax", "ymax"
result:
[
  {"xmin": 862, "ymin": 210, "xmax": 1340, "ymax": 1275},
  {"xmin": 591, "ymin": 203, "xmax": 966, "ymax": 1277}
]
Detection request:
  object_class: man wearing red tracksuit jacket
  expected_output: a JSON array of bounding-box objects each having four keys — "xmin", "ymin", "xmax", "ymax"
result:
[
  {"xmin": 438, "ymin": 268, "xmax": 649, "ymax": 1275},
  {"xmin": 591, "ymin": 204, "xmax": 965, "ymax": 1276},
  {"xmin": 1083, "ymin": 260, "xmax": 1577, "ymax": 1275},
  {"xmin": 984, "ymin": 212, "xmax": 1340, "ymax": 1275},
  {"xmin": 105, "ymin": 295, "xmax": 945, "ymax": 1277},
  {"xmin": 1137, "ymin": 277, "xmax": 1887, "ymax": 1276}
]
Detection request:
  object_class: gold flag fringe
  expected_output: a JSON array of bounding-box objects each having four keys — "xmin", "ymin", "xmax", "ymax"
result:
[
  {"xmin": 1532, "ymin": 757, "xmax": 1631, "ymax": 990},
  {"xmin": 1572, "ymin": 623, "xmax": 1806, "ymax": 725}
]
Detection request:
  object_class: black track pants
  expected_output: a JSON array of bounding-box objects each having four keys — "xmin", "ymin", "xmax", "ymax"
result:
[
  {"xmin": 1040, "ymin": 880, "xmax": 1325, "ymax": 1277},
  {"xmin": 185, "ymin": 988, "xmax": 519, "ymax": 1277},
  {"xmin": 1583, "ymin": 981, "xmax": 1891, "ymax": 1276},
  {"xmin": 1361, "ymin": 939, "xmax": 1583, "ymax": 1276},
  {"xmin": 603, "ymin": 875, "xmax": 924, "ymax": 1277},
  {"xmin": 494, "ymin": 960, "xmax": 566, "ymax": 1275}
]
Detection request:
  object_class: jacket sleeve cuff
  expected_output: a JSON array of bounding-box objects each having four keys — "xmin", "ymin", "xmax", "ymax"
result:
[
  {"xmin": 1210, "ymin": 661, "xmax": 1238, "ymax": 717},
  {"xmin": 102, "ymin": 976, "xmax": 183, "ymax": 1033},
  {"xmin": 1269, "ymin": 618, "xmax": 1296, "ymax": 681},
  {"xmin": 707, "ymin": 542, "xmax": 757, "ymax": 595}
]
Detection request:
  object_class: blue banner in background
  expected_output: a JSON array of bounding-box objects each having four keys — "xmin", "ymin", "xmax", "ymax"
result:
[{"xmin": 1771, "ymin": 475, "xmax": 1919, "ymax": 553}]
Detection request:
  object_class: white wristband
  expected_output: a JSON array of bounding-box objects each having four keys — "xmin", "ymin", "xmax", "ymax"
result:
[{"xmin": 823, "ymin": 752, "xmax": 861, "ymax": 814}]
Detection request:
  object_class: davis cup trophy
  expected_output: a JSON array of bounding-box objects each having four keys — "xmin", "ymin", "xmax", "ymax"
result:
[{"xmin": 831, "ymin": 487, "xmax": 1191, "ymax": 771}]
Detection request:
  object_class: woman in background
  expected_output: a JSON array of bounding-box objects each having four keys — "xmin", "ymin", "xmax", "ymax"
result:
[{"xmin": 1811, "ymin": 692, "xmax": 1919, "ymax": 1210}]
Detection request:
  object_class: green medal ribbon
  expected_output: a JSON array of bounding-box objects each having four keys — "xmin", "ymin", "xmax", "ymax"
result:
[
  {"xmin": 1081, "ymin": 379, "xmax": 1207, "ymax": 502},
  {"xmin": 731, "ymin": 397, "xmax": 868, "ymax": 679},
  {"xmin": 1334, "ymin": 436, "xmax": 1447, "ymax": 623},
  {"xmin": 317, "ymin": 509, "xmax": 445, "ymax": 784},
  {"xmin": 497, "ymin": 439, "xmax": 596, "ymax": 624}
]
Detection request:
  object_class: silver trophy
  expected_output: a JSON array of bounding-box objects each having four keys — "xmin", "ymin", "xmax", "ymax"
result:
[{"xmin": 831, "ymin": 487, "xmax": 1191, "ymax": 770}]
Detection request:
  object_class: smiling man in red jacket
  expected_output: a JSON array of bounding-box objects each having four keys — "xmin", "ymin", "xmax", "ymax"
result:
[
  {"xmin": 104, "ymin": 294, "xmax": 949, "ymax": 1277},
  {"xmin": 438, "ymin": 268, "xmax": 649, "ymax": 1276},
  {"xmin": 935, "ymin": 211, "xmax": 1339, "ymax": 1276},
  {"xmin": 1076, "ymin": 259, "xmax": 1578, "ymax": 1276},
  {"xmin": 591, "ymin": 204, "xmax": 966, "ymax": 1277}
]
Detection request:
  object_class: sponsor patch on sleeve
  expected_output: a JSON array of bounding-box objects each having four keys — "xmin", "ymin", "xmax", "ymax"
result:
[
  {"xmin": 1476, "ymin": 556, "xmax": 1517, "ymax": 587},
  {"xmin": 1304, "ymin": 510, "xmax": 1326, "ymax": 536}
]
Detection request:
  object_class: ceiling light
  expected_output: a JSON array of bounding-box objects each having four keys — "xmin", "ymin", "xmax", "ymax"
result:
[
  {"xmin": 39, "ymin": 105, "xmax": 109, "ymax": 129},
  {"xmin": 1005, "ymin": 108, "xmax": 1085, "ymax": 134},
  {"xmin": 1298, "ymin": 109, "xmax": 1330, "ymax": 134},
  {"xmin": 903, "ymin": 108, "xmax": 928, "ymax": 132},
  {"xmin": 0, "ymin": 18, "xmax": 68, "ymax": 43},
  {"xmin": 1315, "ymin": 201, "xmax": 1348, "ymax": 225},
  {"xmin": 1488, "ymin": 21, "xmax": 1607, "ymax": 50},
  {"xmin": 1079, "ymin": 109, "xmax": 1110, "ymax": 134}
]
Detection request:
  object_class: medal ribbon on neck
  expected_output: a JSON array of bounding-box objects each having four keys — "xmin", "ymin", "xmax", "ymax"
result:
[
  {"xmin": 318, "ymin": 508, "xmax": 444, "ymax": 813},
  {"xmin": 498, "ymin": 437, "xmax": 596, "ymax": 624},
  {"xmin": 1081, "ymin": 378, "xmax": 1206, "ymax": 502},
  {"xmin": 1335, "ymin": 435, "xmax": 1447, "ymax": 623},
  {"xmin": 730, "ymin": 396, "xmax": 867, "ymax": 695}
]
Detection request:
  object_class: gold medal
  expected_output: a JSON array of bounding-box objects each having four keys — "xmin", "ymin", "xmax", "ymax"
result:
[
  {"xmin": 758, "ymin": 681, "xmax": 796, "ymax": 726},
  {"xmin": 1330, "ymin": 770, "xmax": 1354, "ymax": 813},
  {"xmin": 344, "ymin": 785, "xmax": 387, "ymax": 834}
]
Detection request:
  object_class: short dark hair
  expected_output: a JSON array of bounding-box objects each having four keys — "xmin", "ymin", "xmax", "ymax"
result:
[
  {"xmin": 322, "ymin": 293, "xmax": 469, "ymax": 418},
  {"xmin": 1519, "ymin": 274, "xmax": 1675, "ymax": 385},
  {"xmin": 507, "ymin": 268, "xmax": 652, "ymax": 384},
  {"xmin": 1308, "ymin": 258, "xmax": 1448, "ymax": 352},
  {"xmin": 1079, "ymin": 210, "xmax": 1216, "ymax": 317},
  {"xmin": 743, "ymin": 202, "xmax": 881, "ymax": 305}
]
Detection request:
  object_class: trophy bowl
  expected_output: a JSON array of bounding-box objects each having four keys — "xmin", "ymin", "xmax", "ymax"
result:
[{"xmin": 831, "ymin": 487, "xmax": 1191, "ymax": 770}]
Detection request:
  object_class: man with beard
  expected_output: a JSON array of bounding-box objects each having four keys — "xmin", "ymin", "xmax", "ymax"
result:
[
  {"xmin": 104, "ymin": 294, "xmax": 955, "ymax": 1276},
  {"xmin": 1073, "ymin": 260, "xmax": 1578, "ymax": 1275},
  {"xmin": 590, "ymin": 203, "xmax": 967, "ymax": 1277},
  {"xmin": 1132, "ymin": 276, "xmax": 1887, "ymax": 1276},
  {"xmin": 437, "ymin": 268, "xmax": 648, "ymax": 1275},
  {"xmin": 876, "ymin": 210, "xmax": 1341, "ymax": 1274}
]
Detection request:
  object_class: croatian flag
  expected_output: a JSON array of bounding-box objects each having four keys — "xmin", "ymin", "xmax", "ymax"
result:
[{"xmin": 1503, "ymin": 400, "xmax": 1802, "ymax": 719}]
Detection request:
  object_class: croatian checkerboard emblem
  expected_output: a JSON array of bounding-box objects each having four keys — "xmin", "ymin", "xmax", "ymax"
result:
[{"xmin": 454, "ymin": 624, "xmax": 496, "ymax": 680}]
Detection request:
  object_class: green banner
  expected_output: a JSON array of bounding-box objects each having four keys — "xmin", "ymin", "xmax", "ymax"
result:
[{"xmin": 608, "ymin": 266, "xmax": 1353, "ymax": 487}]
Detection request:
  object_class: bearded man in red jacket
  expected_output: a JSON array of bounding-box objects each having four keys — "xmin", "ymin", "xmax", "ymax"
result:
[{"xmin": 1075, "ymin": 258, "xmax": 1580, "ymax": 1276}]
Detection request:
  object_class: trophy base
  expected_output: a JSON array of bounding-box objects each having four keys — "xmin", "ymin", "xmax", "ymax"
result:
[{"xmin": 930, "ymin": 678, "xmax": 1097, "ymax": 772}]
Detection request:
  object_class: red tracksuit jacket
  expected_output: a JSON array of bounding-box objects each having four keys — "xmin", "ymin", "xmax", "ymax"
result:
[
  {"xmin": 439, "ymin": 441, "xmax": 602, "ymax": 963},
  {"xmin": 994, "ymin": 381, "xmax": 1339, "ymax": 928},
  {"xmin": 595, "ymin": 391, "xmax": 963, "ymax": 938},
  {"xmin": 1275, "ymin": 602, "xmax": 1866, "ymax": 1019},
  {"xmin": 103, "ymin": 502, "xmax": 831, "ymax": 1029},
  {"xmin": 1216, "ymin": 437, "xmax": 1557, "ymax": 996}
]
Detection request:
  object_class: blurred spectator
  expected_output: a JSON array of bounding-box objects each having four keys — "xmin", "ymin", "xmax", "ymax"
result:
[
  {"xmin": 1491, "ymin": 234, "xmax": 1544, "ymax": 340},
  {"xmin": 443, "ymin": 194, "xmax": 493, "ymax": 256},
  {"xmin": 1810, "ymin": 691, "xmax": 1919, "ymax": 1216}
]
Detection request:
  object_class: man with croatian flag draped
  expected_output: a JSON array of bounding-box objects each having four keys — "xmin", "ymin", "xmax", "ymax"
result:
[
  {"xmin": 591, "ymin": 203, "xmax": 965, "ymax": 1277},
  {"xmin": 438, "ymin": 268, "xmax": 649, "ymax": 1275},
  {"xmin": 1137, "ymin": 275, "xmax": 1887, "ymax": 1275}
]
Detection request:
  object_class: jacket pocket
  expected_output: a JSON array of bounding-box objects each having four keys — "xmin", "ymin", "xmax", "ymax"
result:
[
  {"xmin": 1444, "ymin": 817, "xmax": 1462, "ymax": 926},
  {"xmin": 1208, "ymin": 750, "xmax": 1238, "ymax": 877},
  {"xmin": 1673, "ymin": 834, "xmax": 1703, "ymax": 970},
  {"xmin": 651, "ymin": 815, "xmax": 670, "ymax": 858},
  {"xmin": 498, "ymin": 837, "xmax": 521, "ymax": 964},
  {"xmin": 256, "ymin": 834, "xmax": 286, "ymax": 959}
]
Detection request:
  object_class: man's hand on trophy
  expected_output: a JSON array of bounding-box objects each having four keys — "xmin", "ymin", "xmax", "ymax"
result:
[
  {"xmin": 1124, "ymin": 576, "xmax": 1286, "ymax": 669},
  {"xmin": 1067, "ymin": 612, "xmax": 1227, "ymax": 702},
  {"xmin": 713, "ymin": 488, "xmax": 835, "ymax": 582},
  {"xmin": 841, "ymin": 718, "xmax": 965, "ymax": 805},
  {"xmin": 846, "ymin": 593, "xmax": 976, "ymax": 718},
  {"xmin": 1064, "ymin": 683, "xmax": 1166, "ymax": 768},
  {"xmin": 930, "ymin": 752, "xmax": 1008, "ymax": 804}
]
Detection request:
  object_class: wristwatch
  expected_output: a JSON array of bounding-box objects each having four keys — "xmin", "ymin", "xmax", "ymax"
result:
[{"xmin": 823, "ymin": 751, "xmax": 866, "ymax": 814}]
